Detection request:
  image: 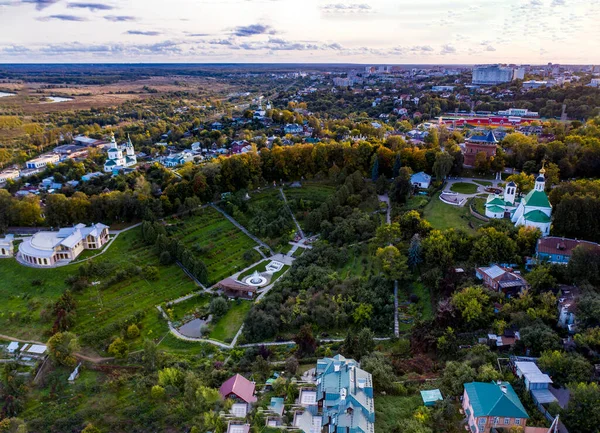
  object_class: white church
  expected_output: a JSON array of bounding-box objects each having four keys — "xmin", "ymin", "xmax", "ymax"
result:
[
  {"xmin": 484, "ymin": 167, "xmax": 552, "ymax": 235},
  {"xmin": 104, "ymin": 134, "xmax": 137, "ymax": 173}
]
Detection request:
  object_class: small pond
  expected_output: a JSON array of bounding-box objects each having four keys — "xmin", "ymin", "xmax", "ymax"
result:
[
  {"xmin": 0, "ymin": 92, "xmax": 16, "ymax": 98},
  {"xmin": 177, "ymin": 317, "xmax": 210, "ymax": 338},
  {"xmin": 45, "ymin": 96, "xmax": 73, "ymax": 103}
]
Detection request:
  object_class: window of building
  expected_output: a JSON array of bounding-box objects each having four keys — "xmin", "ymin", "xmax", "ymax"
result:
[
  {"xmin": 493, "ymin": 417, "xmax": 499, "ymax": 425},
  {"xmin": 515, "ymin": 419, "xmax": 521, "ymax": 425},
  {"xmin": 504, "ymin": 418, "xmax": 510, "ymax": 425},
  {"xmin": 478, "ymin": 417, "xmax": 486, "ymax": 425}
]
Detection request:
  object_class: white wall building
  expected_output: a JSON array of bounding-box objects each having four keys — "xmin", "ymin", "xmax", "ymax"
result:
[
  {"xmin": 0, "ymin": 234, "xmax": 14, "ymax": 257},
  {"xmin": 18, "ymin": 223, "xmax": 109, "ymax": 267},
  {"xmin": 25, "ymin": 154, "xmax": 60, "ymax": 169},
  {"xmin": 0, "ymin": 168, "xmax": 20, "ymax": 184}
]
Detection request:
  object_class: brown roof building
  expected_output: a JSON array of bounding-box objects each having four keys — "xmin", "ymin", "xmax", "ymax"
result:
[{"xmin": 536, "ymin": 237, "xmax": 600, "ymax": 264}]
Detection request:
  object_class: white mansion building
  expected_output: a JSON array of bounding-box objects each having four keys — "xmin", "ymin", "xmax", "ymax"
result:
[
  {"xmin": 18, "ymin": 223, "xmax": 109, "ymax": 267},
  {"xmin": 484, "ymin": 167, "xmax": 552, "ymax": 235},
  {"xmin": 104, "ymin": 134, "xmax": 137, "ymax": 172}
]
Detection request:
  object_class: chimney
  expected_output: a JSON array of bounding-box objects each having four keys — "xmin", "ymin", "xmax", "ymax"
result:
[{"xmin": 500, "ymin": 385, "xmax": 507, "ymax": 394}]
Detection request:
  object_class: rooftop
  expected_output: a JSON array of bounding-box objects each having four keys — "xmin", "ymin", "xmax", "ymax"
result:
[{"xmin": 464, "ymin": 381, "xmax": 529, "ymax": 419}]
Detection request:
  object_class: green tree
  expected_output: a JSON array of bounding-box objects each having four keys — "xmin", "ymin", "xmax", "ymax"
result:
[
  {"xmin": 390, "ymin": 167, "xmax": 413, "ymax": 204},
  {"xmin": 451, "ymin": 287, "xmax": 492, "ymax": 326},
  {"xmin": 471, "ymin": 227, "xmax": 517, "ymax": 264},
  {"xmin": 47, "ymin": 332, "xmax": 79, "ymax": 367},
  {"xmin": 441, "ymin": 361, "xmax": 476, "ymax": 396},
  {"xmin": 81, "ymin": 423, "xmax": 102, "ymax": 433},
  {"xmin": 361, "ymin": 352, "xmax": 397, "ymax": 393},
  {"xmin": 108, "ymin": 337, "xmax": 129, "ymax": 359},
  {"xmin": 376, "ymin": 245, "xmax": 408, "ymax": 280},
  {"xmin": 525, "ymin": 266, "xmax": 556, "ymax": 293},
  {"xmin": 433, "ymin": 152, "xmax": 453, "ymax": 181},
  {"xmin": 538, "ymin": 350, "xmax": 592, "ymax": 387},
  {"xmin": 126, "ymin": 324, "xmax": 140, "ymax": 339},
  {"xmin": 209, "ymin": 297, "xmax": 229, "ymax": 320},
  {"xmin": 562, "ymin": 382, "xmax": 600, "ymax": 433},
  {"xmin": 506, "ymin": 172, "xmax": 535, "ymax": 195}
]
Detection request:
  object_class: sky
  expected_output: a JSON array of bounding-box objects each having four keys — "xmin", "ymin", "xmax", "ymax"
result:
[{"xmin": 0, "ymin": 0, "xmax": 599, "ymax": 63}]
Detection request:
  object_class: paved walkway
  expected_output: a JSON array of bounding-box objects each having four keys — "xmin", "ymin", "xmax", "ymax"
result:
[
  {"xmin": 378, "ymin": 193, "xmax": 391, "ymax": 224},
  {"xmin": 210, "ymin": 204, "xmax": 274, "ymax": 256},
  {"xmin": 441, "ymin": 177, "xmax": 503, "ymax": 207},
  {"xmin": 279, "ymin": 188, "xmax": 305, "ymax": 239}
]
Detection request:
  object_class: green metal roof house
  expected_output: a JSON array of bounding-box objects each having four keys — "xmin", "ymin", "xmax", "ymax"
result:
[{"xmin": 462, "ymin": 381, "xmax": 529, "ymax": 433}]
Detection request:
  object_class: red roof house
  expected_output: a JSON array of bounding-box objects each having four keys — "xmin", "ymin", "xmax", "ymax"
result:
[{"xmin": 219, "ymin": 374, "xmax": 257, "ymax": 404}]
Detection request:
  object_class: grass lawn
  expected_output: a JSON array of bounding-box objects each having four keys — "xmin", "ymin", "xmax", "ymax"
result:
[
  {"xmin": 208, "ymin": 300, "xmax": 253, "ymax": 342},
  {"xmin": 473, "ymin": 180, "xmax": 492, "ymax": 187},
  {"xmin": 423, "ymin": 192, "xmax": 485, "ymax": 233},
  {"xmin": 450, "ymin": 182, "xmax": 478, "ymax": 194},
  {"xmin": 166, "ymin": 207, "xmax": 260, "ymax": 284},
  {"xmin": 0, "ymin": 258, "xmax": 73, "ymax": 340},
  {"xmin": 375, "ymin": 394, "xmax": 423, "ymax": 433},
  {"xmin": 0, "ymin": 227, "xmax": 198, "ymax": 350},
  {"xmin": 238, "ymin": 260, "xmax": 269, "ymax": 280},
  {"xmin": 292, "ymin": 247, "xmax": 305, "ymax": 258},
  {"xmin": 471, "ymin": 197, "xmax": 487, "ymax": 216},
  {"xmin": 402, "ymin": 195, "xmax": 430, "ymax": 211}
]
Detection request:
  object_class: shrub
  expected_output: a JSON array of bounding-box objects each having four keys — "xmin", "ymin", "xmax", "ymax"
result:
[
  {"xmin": 127, "ymin": 324, "xmax": 140, "ymax": 339},
  {"xmin": 159, "ymin": 251, "xmax": 172, "ymax": 265},
  {"xmin": 108, "ymin": 337, "xmax": 129, "ymax": 359}
]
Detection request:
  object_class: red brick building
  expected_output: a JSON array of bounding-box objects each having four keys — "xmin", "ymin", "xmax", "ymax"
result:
[{"xmin": 463, "ymin": 130, "xmax": 498, "ymax": 166}]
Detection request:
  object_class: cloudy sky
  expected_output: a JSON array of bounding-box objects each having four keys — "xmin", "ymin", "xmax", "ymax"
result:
[{"xmin": 0, "ymin": 0, "xmax": 598, "ymax": 63}]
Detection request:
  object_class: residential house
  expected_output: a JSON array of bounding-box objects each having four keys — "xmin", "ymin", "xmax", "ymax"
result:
[
  {"xmin": 476, "ymin": 265, "xmax": 529, "ymax": 296},
  {"xmin": 536, "ymin": 237, "xmax": 600, "ymax": 264},
  {"xmin": 211, "ymin": 122, "xmax": 223, "ymax": 131},
  {"xmin": 294, "ymin": 355, "xmax": 375, "ymax": 433},
  {"xmin": 73, "ymin": 135, "xmax": 105, "ymax": 147},
  {"xmin": 20, "ymin": 344, "xmax": 47, "ymax": 359},
  {"xmin": 284, "ymin": 124, "xmax": 304, "ymax": 135},
  {"xmin": 487, "ymin": 330, "xmax": 521, "ymax": 349},
  {"xmin": 81, "ymin": 172, "xmax": 103, "ymax": 182},
  {"xmin": 219, "ymin": 374, "xmax": 257, "ymax": 417},
  {"xmin": 18, "ymin": 223, "xmax": 109, "ymax": 267},
  {"xmin": 411, "ymin": 172, "xmax": 432, "ymax": 189},
  {"xmin": 26, "ymin": 153, "xmax": 60, "ymax": 169},
  {"xmin": 227, "ymin": 422, "xmax": 250, "ymax": 433},
  {"xmin": 6, "ymin": 342, "xmax": 19, "ymax": 355},
  {"xmin": 557, "ymin": 286, "xmax": 579, "ymax": 333},
  {"xmin": 162, "ymin": 151, "xmax": 194, "ymax": 168},
  {"xmin": 462, "ymin": 382, "xmax": 529, "ymax": 433},
  {"xmin": 0, "ymin": 234, "xmax": 14, "ymax": 257}
]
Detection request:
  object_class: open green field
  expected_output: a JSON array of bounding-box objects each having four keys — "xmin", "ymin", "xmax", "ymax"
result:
[
  {"xmin": 375, "ymin": 394, "xmax": 423, "ymax": 433},
  {"xmin": 208, "ymin": 300, "xmax": 253, "ymax": 342},
  {"xmin": 0, "ymin": 227, "xmax": 198, "ymax": 349},
  {"xmin": 238, "ymin": 260, "xmax": 269, "ymax": 279},
  {"xmin": 166, "ymin": 207, "xmax": 260, "ymax": 284},
  {"xmin": 449, "ymin": 182, "xmax": 478, "ymax": 194},
  {"xmin": 423, "ymin": 193, "xmax": 485, "ymax": 233}
]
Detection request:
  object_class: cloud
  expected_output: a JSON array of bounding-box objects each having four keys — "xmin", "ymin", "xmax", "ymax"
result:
[
  {"xmin": 485, "ymin": 45, "xmax": 497, "ymax": 51},
  {"xmin": 410, "ymin": 45, "xmax": 434, "ymax": 52},
  {"xmin": 551, "ymin": 0, "xmax": 565, "ymax": 5},
  {"xmin": 321, "ymin": 3, "xmax": 372, "ymax": 11},
  {"xmin": 440, "ymin": 44, "xmax": 456, "ymax": 55},
  {"xmin": 126, "ymin": 30, "xmax": 161, "ymax": 36},
  {"xmin": 38, "ymin": 14, "xmax": 87, "ymax": 21},
  {"xmin": 231, "ymin": 23, "xmax": 277, "ymax": 37},
  {"xmin": 187, "ymin": 33, "xmax": 211, "ymax": 37},
  {"xmin": 22, "ymin": 0, "xmax": 60, "ymax": 10},
  {"xmin": 104, "ymin": 15, "xmax": 135, "ymax": 21},
  {"xmin": 67, "ymin": 2, "xmax": 113, "ymax": 10}
]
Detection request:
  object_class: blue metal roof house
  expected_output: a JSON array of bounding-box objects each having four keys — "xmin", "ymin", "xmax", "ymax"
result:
[{"xmin": 295, "ymin": 355, "xmax": 374, "ymax": 433}]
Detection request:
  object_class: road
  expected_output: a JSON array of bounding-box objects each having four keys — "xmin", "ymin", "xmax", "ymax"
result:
[{"xmin": 279, "ymin": 187, "xmax": 305, "ymax": 239}]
